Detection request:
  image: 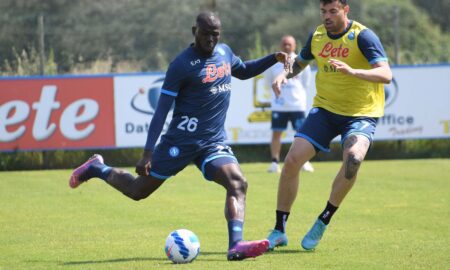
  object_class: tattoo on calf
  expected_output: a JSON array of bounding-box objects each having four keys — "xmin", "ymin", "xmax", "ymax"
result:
[
  {"xmin": 343, "ymin": 135, "xmax": 370, "ymax": 180},
  {"xmin": 345, "ymin": 154, "xmax": 361, "ymax": 180}
]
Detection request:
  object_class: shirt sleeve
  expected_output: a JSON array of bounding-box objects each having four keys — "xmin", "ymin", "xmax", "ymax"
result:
[
  {"xmin": 298, "ymin": 32, "xmax": 315, "ymax": 63},
  {"xmin": 357, "ymin": 29, "xmax": 389, "ymax": 65},
  {"xmin": 160, "ymin": 60, "xmax": 185, "ymax": 97},
  {"xmin": 144, "ymin": 94, "xmax": 175, "ymax": 151},
  {"xmin": 232, "ymin": 54, "xmax": 277, "ymax": 80},
  {"xmin": 226, "ymin": 46, "xmax": 245, "ymax": 71}
]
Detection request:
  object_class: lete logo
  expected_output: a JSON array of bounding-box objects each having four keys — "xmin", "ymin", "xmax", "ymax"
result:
[
  {"xmin": 0, "ymin": 77, "xmax": 115, "ymax": 151},
  {"xmin": 318, "ymin": 42, "xmax": 349, "ymax": 58},
  {"xmin": 1, "ymin": 86, "xmax": 97, "ymax": 142},
  {"xmin": 202, "ymin": 62, "xmax": 231, "ymax": 83}
]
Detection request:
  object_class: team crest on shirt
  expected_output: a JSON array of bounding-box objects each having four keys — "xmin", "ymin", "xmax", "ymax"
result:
[
  {"xmin": 310, "ymin": 108, "xmax": 319, "ymax": 114},
  {"xmin": 348, "ymin": 31, "xmax": 356, "ymax": 40},
  {"xmin": 169, "ymin": 146, "xmax": 180, "ymax": 157}
]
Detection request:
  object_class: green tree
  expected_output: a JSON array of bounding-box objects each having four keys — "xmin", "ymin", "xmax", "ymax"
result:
[{"xmin": 1, "ymin": 0, "xmax": 449, "ymax": 75}]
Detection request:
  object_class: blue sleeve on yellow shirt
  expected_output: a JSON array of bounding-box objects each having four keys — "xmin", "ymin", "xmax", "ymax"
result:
[
  {"xmin": 299, "ymin": 32, "xmax": 314, "ymax": 62},
  {"xmin": 357, "ymin": 29, "xmax": 388, "ymax": 65}
]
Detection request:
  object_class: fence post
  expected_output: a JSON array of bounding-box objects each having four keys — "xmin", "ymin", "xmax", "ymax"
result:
[{"xmin": 38, "ymin": 13, "xmax": 51, "ymax": 169}]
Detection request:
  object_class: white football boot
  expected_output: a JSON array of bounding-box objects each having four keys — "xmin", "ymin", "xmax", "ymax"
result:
[
  {"xmin": 267, "ymin": 162, "xmax": 281, "ymax": 173},
  {"xmin": 301, "ymin": 161, "xmax": 314, "ymax": 172}
]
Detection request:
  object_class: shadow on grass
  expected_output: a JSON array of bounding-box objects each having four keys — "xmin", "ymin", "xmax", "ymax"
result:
[
  {"xmin": 58, "ymin": 253, "xmax": 227, "ymax": 265},
  {"xmin": 60, "ymin": 257, "xmax": 168, "ymax": 265},
  {"xmin": 268, "ymin": 249, "xmax": 316, "ymax": 254},
  {"xmin": 27, "ymin": 250, "xmax": 272, "ymax": 266},
  {"xmin": 200, "ymin": 251, "xmax": 227, "ymax": 256}
]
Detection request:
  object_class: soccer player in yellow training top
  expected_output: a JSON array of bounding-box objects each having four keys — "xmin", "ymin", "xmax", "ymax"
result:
[{"xmin": 266, "ymin": 0, "xmax": 392, "ymax": 251}]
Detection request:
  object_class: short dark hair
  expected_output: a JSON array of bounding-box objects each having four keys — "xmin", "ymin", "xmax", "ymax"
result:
[
  {"xmin": 320, "ymin": 0, "xmax": 348, "ymax": 6},
  {"xmin": 196, "ymin": 11, "xmax": 220, "ymax": 26}
]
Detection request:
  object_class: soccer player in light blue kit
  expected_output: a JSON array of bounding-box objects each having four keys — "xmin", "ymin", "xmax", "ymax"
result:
[{"xmin": 69, "ymin": 12, "xmax": 289, "ymax": 261}]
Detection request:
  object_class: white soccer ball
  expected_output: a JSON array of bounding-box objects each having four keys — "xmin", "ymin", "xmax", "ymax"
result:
[{"xmin": 164, "ymin": 229, "xmax": 200, "ymax": 264}]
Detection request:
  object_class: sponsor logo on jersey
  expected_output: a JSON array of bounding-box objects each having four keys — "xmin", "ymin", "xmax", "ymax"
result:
[
  {"xmin": 202, "ymin": 62, "xmax": 231, "ymax": 83},
  {"xmin": 190, "ymin": 59, "xmax": 201, "ymax": 66},
  {"xmin": 318, "ymin": 42, "xmax": 349, "ymax": 58},
  {"xmin": 210, "ymin": 83, "xmax": 231, "ymax": 95}
]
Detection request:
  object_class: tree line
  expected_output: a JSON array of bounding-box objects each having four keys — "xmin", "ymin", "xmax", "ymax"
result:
[{"xmin": 1, "ymin": 0, "xmax": 449, "ymax": 75}]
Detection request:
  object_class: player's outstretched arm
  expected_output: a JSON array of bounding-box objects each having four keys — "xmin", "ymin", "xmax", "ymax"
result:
[
  {"xmin": 329, "ymin": 59, "xmax": 392, "ymax": 84},
  {"xmin": 272, "ymin": 59, "xmax": 309, "ymax": 96},
  {"xmin": 232, "ymin": 52, "xmax": 288, "ymax": 80},
  {"xmin": 136, "ymin": 94, "xmax": 175, "ymax": 176}
]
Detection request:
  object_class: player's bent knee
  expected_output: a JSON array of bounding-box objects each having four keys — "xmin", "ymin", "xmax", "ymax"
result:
[
  {"xmin": 284, "ymin": 152, "xmax": 305, "ymax": 170},
  {"xmin": 235, "ymin": 176, "xmax": 248, "ymax": 194},
  {"xmin": 125, "ymin": 187, "xmax": 154, "ymax": 201},
  {"xmin": 125, "ymin": 190, "xmax": 147, "ymax": 201},
  {"xmin": 228, "ymin": 174, "xmax": 248, "ymax": 195}
]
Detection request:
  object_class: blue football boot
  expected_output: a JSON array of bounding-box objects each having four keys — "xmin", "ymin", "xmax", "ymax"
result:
[
  {"xmin": 301, "ymin": 219, "xmax": 327, "ymax": 250},
  {"xmin": 266, "ymin": 229, "xmax": 288, "ymax": 251}
]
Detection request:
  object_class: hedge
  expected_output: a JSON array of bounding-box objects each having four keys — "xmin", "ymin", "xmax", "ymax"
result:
[{"xmin": 0, "ymin": 139, "xmax": 449, "ymax": 171}]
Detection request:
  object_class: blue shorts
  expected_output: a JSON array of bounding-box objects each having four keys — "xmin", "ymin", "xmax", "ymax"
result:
[
  {"xmin": 295, "ymin": 107, "xmax": 378, "ymax": 153},
  {"xmin": 272, "ymin": 111, "xmax": 306, "ymax": 131},
  {"xmin": 149, "ymin": 141, "xmax": 238, "ymax": 181}
]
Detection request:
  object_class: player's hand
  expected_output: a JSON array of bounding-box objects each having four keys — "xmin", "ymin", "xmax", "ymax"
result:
[
  {"xmin": 272, "ymin": 74, "xmax": 288, "ymax": 97},
  {"xmin": 329, "ymin": 59, "xmax": 355, "ymax": 75},
  {"xmin": 135, "ymin": 150, "xmax": 152, "ymax": 176},
  {"xmin": 274, "ymin": 52, "xmax": 291, "ymax": 72}
]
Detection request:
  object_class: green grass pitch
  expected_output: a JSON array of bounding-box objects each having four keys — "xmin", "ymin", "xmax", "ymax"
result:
[{"xmin": 1, "ymin": 159, "xmax": 449, "ymax": 270}]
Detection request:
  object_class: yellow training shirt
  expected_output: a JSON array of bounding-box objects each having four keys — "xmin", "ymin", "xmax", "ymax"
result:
[{"xmin": 299, "ymin": 20, "xmax": 388, "ymax": 117}]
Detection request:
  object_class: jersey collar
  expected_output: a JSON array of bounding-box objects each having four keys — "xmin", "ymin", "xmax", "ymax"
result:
[
  {"xmin": 327, "ymin": 20, "xmax": 353, "ymax": 40},
  {"xmin": 190, "ymin": 42, "xmax": 216, "ymax": 58}
]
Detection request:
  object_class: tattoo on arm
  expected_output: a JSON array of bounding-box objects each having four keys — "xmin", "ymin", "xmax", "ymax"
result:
[{"xmin": 286, "ymin": 60, "xmax": 304, "ymax": 79}]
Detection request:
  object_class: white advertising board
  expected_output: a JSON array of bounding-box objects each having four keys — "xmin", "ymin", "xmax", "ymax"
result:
[
  {"xmin": 225, "ymin": 65, "xmax": 450, "ymax": 144},
  {"xmin": 113, "ymin": 73, "xmax": 171, "ymax": 148},
  {"xmin": 112, "ymin": 65, "xmax": 450, "ymax": 148}
]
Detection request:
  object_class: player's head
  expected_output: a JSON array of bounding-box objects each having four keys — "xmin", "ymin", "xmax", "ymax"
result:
[
  {"xmin": 192, "ymin": 11, "xmax": 221, "ymax": 56},
  {"xmin": 280, "ymin": 35, "xmax": 296, "ymax": 54},
  {"xmin": 319, "ymin": 0, "xmax": 350, "ymax": 34}
]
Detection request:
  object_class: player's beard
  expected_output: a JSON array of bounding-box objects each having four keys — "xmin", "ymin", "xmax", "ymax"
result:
[{"xmin": 324, "ymin": 19, "xmax": 345, "ymax": 34}]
